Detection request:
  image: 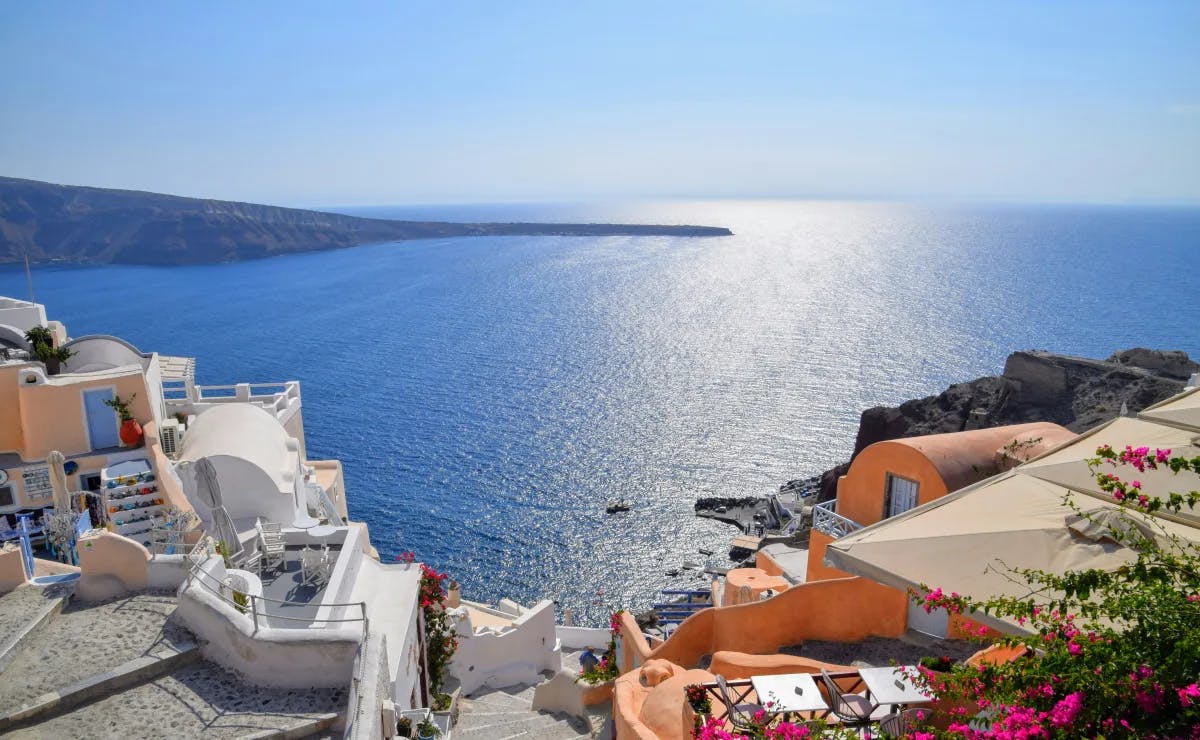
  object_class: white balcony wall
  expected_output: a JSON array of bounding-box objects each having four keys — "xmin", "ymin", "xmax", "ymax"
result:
[
  {"xmin": 449, "ymin": 599, "xmax": 559, "ymax": 694},
  {"xmin": 0, "ymin": 298, "xmax": 47, "ymax": 334}
]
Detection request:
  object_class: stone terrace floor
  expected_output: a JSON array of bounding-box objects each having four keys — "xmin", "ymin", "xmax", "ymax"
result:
[{"xmin": 784, "ymin": 635, "xmax": 980, "ymax": 667}]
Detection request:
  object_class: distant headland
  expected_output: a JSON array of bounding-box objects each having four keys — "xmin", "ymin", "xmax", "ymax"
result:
[{"xmin": 0, "ymin": 176, "xmax": 733, "ymax": 266}]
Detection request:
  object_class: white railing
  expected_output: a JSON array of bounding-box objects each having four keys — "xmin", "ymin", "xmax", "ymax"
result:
[
  {"xmin": 316, "ymin": 485, "xmax": 346, "ymax": 526},
  {"xmin": 812, "ymin": 500, "xmax": 864, "ymax": 539},
  {"xmin": 164, "ymin": 381, "xmax": 301, "ymax": 425},
  {"xmin": 183, "ymin": 539, "xmax": 368, "ymax": 637}
]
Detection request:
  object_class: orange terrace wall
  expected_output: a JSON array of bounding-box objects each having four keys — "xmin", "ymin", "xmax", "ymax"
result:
[
  {"xmin": 754, "ymin": 548, "xmax": 785, "ymax": 577},
  {"xmin": 805, "ymin": 529, "xmax": 854, "ymax": 582},
  {"xmin": 618, "ymin": 574, "xmax": 908, "ymax": 674},
  {"xmin": 144, "ymin": 420, "xmax": 196, "ymax": 513},
  {"xmin": 76, "ymin": 529, "xmax": 150, "ymax": 601},
  {"xmin": 0, "ymin": 543, "xmax": 28, "ymax": 594}
]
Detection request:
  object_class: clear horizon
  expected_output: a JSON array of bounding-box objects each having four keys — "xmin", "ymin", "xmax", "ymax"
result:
[{"xmin": 2, "ymin": 2, "xmax": 1198, "ymax": 206}]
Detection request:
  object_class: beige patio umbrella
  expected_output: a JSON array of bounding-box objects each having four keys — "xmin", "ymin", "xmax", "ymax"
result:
[
  {"xmin": 45, "ymin": 450, "xmax": 79, "ymax": 561},
  {"xmin": 47, "ymin": 450, "xmax": 71, "ymax": 515},
  {"xmin": 1016, "ymin": 415, "xmax": 1200, "ymax": 529},
  {"xmin": 192, "ymin": 457, "xmax": 243, "ymax": 561},
  {"xmin": 824, "ymin": 470, "xmax": 1200, "ymax": 633}
]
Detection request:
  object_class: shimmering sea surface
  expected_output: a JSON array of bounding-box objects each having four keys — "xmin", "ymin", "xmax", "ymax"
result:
[{"xmin": 2, "ymin": 200, "xmax": 1197, "ymax": 624}]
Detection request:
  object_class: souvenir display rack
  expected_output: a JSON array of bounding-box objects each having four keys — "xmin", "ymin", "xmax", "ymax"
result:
[{"xmin": 101, "ymin": 460, "xmax": 164, "ymax": 547}]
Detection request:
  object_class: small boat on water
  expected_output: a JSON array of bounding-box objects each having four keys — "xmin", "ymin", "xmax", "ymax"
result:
[{"xmin": 606, "ymin": 500, "xmax": 631, "ymax": 514}]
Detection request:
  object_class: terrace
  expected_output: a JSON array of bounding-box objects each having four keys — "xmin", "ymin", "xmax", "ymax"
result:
[
  {"xmin": 183, "ymin": 524, "xmax": 367, "ymax": 633},
  {"xmin": 163, "ymin": 380, "xmax": 303, "ymax": 428},
  {"xmin": 811, "ymin": 499, "xmax": 863, "ymax": 539}
]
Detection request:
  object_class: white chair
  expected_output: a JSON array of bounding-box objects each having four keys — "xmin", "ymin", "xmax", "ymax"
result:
[
  {"xmin": 256, "ymin": 520, "xmax": 285, "ymax": 571},
  {"xmin": 300, "ymin": 549, "xmax": 327, "ymax": 586},
  {"xmin": 260, "ymin": 535, "xmax": 285, "ymax": 569},
  {"xmin": 238, "ymin": 549, "xmax": 262, "ymax": 574}
]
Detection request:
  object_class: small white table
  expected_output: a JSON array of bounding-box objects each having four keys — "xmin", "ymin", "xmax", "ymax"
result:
[
  {"xmin": 309, "ymin": 523, "xmax": 336, "ymax": 546},
  {"xmin": 292, "ymin": 514, "xmax": 320, "ymax": 530},
  {"xmin": 750, "ymin": 673, "xmax": 829, "ymax": 715},
  {"xmin": 858, "ymin": 666, "xmax": 932, "ymax": 709}
]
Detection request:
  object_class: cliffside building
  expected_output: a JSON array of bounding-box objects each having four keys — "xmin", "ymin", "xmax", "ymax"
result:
[{"xmin": 0, "ymin": 295, "xmax": 430, "ymax": 736}]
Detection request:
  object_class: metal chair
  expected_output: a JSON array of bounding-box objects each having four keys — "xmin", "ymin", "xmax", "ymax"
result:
[
  {"xmin": 819, "ymin": 669, "xmax": 875, "ymax": 728},
  {"xmin": 715, "ymin": 675, "xmax": 765, "ymax": 734},
  {"xmin": 879, "ymin": 708, "xmax": 930, "ymax": 738}
]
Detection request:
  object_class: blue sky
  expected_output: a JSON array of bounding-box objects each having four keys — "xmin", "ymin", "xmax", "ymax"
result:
[{"xmin": 1, "ymin": 2, "xmax": 1198, "ymax": 206}]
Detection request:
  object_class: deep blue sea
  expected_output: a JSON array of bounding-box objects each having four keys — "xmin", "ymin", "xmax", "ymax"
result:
[{"xmin": 2, "ymin": 200, "xmax": 1197, "ymax": 624}]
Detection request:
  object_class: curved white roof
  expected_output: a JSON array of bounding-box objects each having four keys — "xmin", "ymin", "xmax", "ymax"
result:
[{"xmin": 179, "ymin": 404, "xmax": 297, "ymax": 493}]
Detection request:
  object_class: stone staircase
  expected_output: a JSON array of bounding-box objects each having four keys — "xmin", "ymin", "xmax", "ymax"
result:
[
  {"xmin": 0, "ymin": 588, "xmax": 345, "ymax": 739},
  {"xmin": 455, "ymin": 683, "xmax": 610, "ymax": 740}
]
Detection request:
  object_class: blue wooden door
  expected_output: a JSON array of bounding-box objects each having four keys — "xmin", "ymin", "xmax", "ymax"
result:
[{"xmin": 83, "ymin": 388, "xmax": 120, "ymax": 449}]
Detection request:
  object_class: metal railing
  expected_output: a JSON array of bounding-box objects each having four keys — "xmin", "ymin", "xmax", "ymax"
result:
[
  {"xmin": 183, "ymin": 539, "xmax": 369, "ymax": 638},
  {"xmin": 314, "ymin": 484, "xmax": 346, "ymax": 526},
  {"xmin": 697, "ymin": 671, "xmax": 864, "ymax": 727},
  {"xmin": 811, "ymin": 500, "xmax": 864, "ymax": 539}
]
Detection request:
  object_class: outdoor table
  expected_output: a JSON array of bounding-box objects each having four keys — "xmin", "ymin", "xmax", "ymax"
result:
[
  {"xmin": 309, "ymin": 523, "xmax": 336, "ymax": 556},
  {"xmin": 292, "ymin": 514, "xmax": 320, "ymax": 530},
  {"xmin": 750, "ymin": 673, "xmax": 829, "ymax": 719},
  {"xmin": 858, "ymin": 666, "xmax": 932, "ymax": 710}
]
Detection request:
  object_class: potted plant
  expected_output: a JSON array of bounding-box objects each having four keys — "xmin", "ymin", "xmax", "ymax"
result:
[
  {"xmin": 104, "ymin": 393, "xmax": 144, "ymax": 446},
  {"xmin": 684, "ymin": 683, "xmax": 713, "ymax": 730},
  {"xmin": 919, "ymin": 655, "xmax": 955, "ymax": 673},
  {"xmin": 24, "ymin": 326, "xmax": 72, "ymax": 375},
  {"xmin": 396, "ymin": 716, "xmax": 412, "ymax": 739},
  {"xmin": 415, "ymin": 715, "xmax": 440, "ymax": 740}
]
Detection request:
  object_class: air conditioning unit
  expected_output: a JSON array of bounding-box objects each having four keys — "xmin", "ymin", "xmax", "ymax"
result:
[{"xmin": 160, "ymin": 418, "xmax": 185, "ymax": 458}]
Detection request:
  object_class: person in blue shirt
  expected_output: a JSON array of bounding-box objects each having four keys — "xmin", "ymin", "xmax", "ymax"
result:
[{"xmin": 579, "ymin": 647, "xmax": 600, "ymax": 674}]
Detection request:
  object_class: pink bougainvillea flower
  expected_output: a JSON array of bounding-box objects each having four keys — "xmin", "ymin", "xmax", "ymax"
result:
[{"xmin": 1179, "ymin": 683, "xmax": 1200, "ymax": 707}]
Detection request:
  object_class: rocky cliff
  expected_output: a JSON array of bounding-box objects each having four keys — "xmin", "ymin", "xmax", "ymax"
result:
[
  {"xmin": 795, "ymin": 348, "xmax": 1198, "ymax": 502},
  {"xmin": 0, "ymin": 176, "xmax": 732, "ymax": 265}
]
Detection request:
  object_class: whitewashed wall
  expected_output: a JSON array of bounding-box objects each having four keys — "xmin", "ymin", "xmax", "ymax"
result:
[{"xmin": 449, "ymin": 599, "xmax": 559, "ymax": 695}]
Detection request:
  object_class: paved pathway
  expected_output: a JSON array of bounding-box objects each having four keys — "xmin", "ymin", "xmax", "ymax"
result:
[
  {"xmin": 7, "ymin": 661, "xmax": 344, "ymax": 739},
  {"xmin": 0, "ymin": 591, "xmax": 191, "ymax": 710},
  {"xmin": 456, "ymin": 682, "xmax": 607, "ymax": 740},
  {"xmin": 0, "ymin": 584, "xmax": 70, "ymax": 666}
]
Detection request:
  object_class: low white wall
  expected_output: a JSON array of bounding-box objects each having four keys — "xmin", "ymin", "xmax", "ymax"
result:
[
  {"xmin": 316, "ymin": 527, "xmax": 363, "ymax": 626},
  {"xmin": 175, "ymin": 555, "xmax": 362, "ymax": 688},
  {"xmin": 346, "ymin": 632, "xmax": 390, "ymax": 740},
  {"xmin": 555, "ymin": 626, "xmax": 611, "ymax": 651},
  {"xmin": 450, "ymin": 599, "xmax": 559, "ymax": 695},
  {"xmin": 147, "ymin": 555, "xmax": 189, "ymax": 590},
  {"xmin": 63, "ymin": 335, "xmax": 146, "ymax": 374},
  {"xmin": 390, "ymin": 582, "xmax": 423, "ymax": 711},
  {"xmin": 0, "ymin": 300, "xmax": 47, "ymax": 333}
]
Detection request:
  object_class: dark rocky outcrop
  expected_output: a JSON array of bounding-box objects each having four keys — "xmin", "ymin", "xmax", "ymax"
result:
[
  {"xmin": 792, "ymin": 348, "xmax": 1197, "ymax": 503},
  {"xmin": 0, "ymin": 176, "xmax": 732, "ymax": 266}
]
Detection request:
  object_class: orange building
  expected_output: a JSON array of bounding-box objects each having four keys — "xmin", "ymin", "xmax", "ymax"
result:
[
  {"xmin": 612, "ymin": 422, "xmax": 1077, "ymax": 739},
  {"xmin": 800, "ymin": 421, "xmax": 1074, "ymax": 636},
  {"xmin": 0, "ymin": 299, "xmax": 172, "ymax": 519}
]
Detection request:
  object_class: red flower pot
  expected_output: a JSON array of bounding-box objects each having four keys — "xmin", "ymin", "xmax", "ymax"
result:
[{"xmin": 120, "ymin": 419, "xmax": 144, "ymax": 446}]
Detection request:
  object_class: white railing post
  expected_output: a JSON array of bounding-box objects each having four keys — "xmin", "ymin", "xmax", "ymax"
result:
[{"xmin": 812, "ymin": 500, "xmax": 864, "ymax": 539}]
